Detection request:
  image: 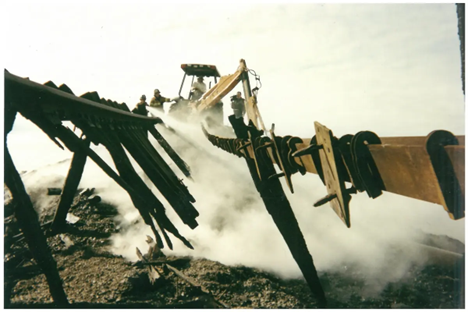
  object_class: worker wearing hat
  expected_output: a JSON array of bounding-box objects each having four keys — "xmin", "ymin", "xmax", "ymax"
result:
[
  {"xmin": 231, "ymin": 91, "xmax": 245, "ymax": 119},
  {"xmin": 132, "ymin": 94, "xmax": 149, "ymax": 116},
  {"xmin": 191, "ymin": 76, "xmax": 207, "ymax": 101},
  {"xmin": 150, "ymin": 89, "xmax": 172, "ymax": 112}
]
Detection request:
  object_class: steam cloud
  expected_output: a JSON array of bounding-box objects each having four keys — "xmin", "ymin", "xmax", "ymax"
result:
[{"xmin": 8, "ymin": 109, "xmax": 464, "ymax": 297}]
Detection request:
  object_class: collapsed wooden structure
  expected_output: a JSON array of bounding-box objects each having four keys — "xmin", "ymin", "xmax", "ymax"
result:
[
  {"xmin": 4, "ymin": 70, "xmax": 199, "ymax": 305},
  {"xmin": 4, "ymin": 57, "xmax": 465, "ymax": 307}
]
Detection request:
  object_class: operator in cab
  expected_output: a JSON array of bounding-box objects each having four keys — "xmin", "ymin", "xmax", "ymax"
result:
[
  {"xmin": 132, "ymin": 95, "xmax": 149, "ymax": 116},
  {"xmin": 231, "ymin": 91, "xmax": 246, "ymax": 119},
  {"xmin": 191, "ymin": 76, "xmax": 207, "ymax": 101},
  {"xmin": 150, "ymin": 89, "xmax": 172, "ymax": 112}
]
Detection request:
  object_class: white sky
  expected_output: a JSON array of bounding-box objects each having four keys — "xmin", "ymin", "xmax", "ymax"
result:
[
  {"xmin": 2, "ymin": 1, "xmax": 466, "ymax": 274},
  {"xmin": 3, "ymin": 1, "xmax": 465, "ymax": 175},
  {"xmin": 3, "ymin": 2, "xmax": 464, "ymax": 137}
]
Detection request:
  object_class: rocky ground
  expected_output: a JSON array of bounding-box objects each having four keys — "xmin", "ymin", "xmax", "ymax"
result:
[{"xmin": 4, "ymin": 188, "xmax": 465, "ymax": 309}]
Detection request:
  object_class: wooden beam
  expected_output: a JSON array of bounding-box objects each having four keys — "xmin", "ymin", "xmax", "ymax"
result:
[
  {"xmin": 51, "ymin": 139, "xmax": 90, "ymax": 233},
  {"xmin": 4, "ymin": 143, "xmax": 69, "ymax": 306},
  {"xmin": 64, "ymin": 122, "xmax": 194, "ymax": 250},
  {"xmin": 119, "ymin": 128, "xmax": 198, "ymax": 228},
  {"xmin": 148, "ymin": 126, "xmax": 192, "ymax": 179},
  {"xmin": 227, "ymin": 120, "xmax": 327, "ymax": 307}
]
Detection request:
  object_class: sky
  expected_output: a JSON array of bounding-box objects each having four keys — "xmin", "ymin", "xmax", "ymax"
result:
[
  {"xmin": 3, "ymin": 2, "xmax": 465, "ymax": 153},
  {"xmin": 2, "ymin": 1, "xmax": 466, "ymax": 293}
]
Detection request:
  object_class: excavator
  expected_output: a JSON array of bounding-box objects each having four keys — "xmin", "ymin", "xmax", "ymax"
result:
[
  {"xmin": 183, "ymin": 59, "xmax": 465, "ymax": 225},
  {"xmin": 178, "ymin": 59, "xmax": 465, "ymax": 306},
  {"xmin": 169, "ymin": 63, "xmax": 224, "ymax": 124}
]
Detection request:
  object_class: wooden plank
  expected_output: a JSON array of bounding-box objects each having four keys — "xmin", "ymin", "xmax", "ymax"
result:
[
  {"xmin": 53, "ymin": 126, "xmax": 165, "ymax": 246},
  {"xmin": 314, "ymin": 122, "xmax": 351, "ymax": 227},
  {"xmin": 5, "ymin": 71, "xmax": 163, "ymax": 124},
  {"xmin": 368, "ymin": 144, "xmax": 446, "ymax": 205},
  {"xmin": 120, "ymin": 128, "xmax": 199, "ymax": 228},
  {"xmin": 4, "ymin": 143, "xmax": 69, "ymax": 305},
  {"xmin": 148, "ymin": 126, "xmax": 192, "ymax": 179},
  {"xmin": 51, "ymin": 139, "xmax": 90, "ymax": 233},
  {"xmin": 233, "ymin": 134, "xmax": 327, "ymax": 307},
  {"xmin": 293, "ymin": 139, "xmax": 318, "ymax": 174},
  {"xmin": 445, "ymin": 145, "xmax": 465, "ymax": 197},
  {"xmin": 380, "ymin": 135, "xmax": 465, "ymax": 146},
  {"xmin": 71, "ymin": 122, "xmax": 194, "ymax": 249}
]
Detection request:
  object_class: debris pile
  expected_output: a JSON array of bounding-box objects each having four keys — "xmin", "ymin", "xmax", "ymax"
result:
[{"xmin": 4, "ymin": 186, "xmax": 465, "ymax": 308}]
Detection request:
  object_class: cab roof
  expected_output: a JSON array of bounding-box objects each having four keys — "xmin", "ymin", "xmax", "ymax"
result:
[{"xmin": 181, "ymin": 64, "xmax": 220, "ymax": 77}]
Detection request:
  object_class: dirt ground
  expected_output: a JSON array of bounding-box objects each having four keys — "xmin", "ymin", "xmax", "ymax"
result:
[{"xmin": 4, "ymin": 188, "xmax": 465, "ymax": 309}]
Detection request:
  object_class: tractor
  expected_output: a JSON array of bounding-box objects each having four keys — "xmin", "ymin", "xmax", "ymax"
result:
[{"xmin": 169, "ymin": 63, "xmax": 224, "ymax": 125}]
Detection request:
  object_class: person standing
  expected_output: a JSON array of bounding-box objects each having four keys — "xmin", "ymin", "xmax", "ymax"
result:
[
  {"xmin": 150, "ymin": 89, "xmax": 172, "ymax": 112},
  {"xmin": 132, "ymin": 95, "xmax": 149, "ymax": 116},
  {"xmin": 231, "ymin": 91, "xmax": 245, "ymax": 119},
  {"xmin": 191, "ymin": 76, "xmax": 207, "ymax": 101}
]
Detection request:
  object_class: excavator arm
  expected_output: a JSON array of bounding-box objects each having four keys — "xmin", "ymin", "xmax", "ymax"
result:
[
  {"xmin": 202, "ymin": 60, "xmax": 465, "ymax": 227},
  {"xmin": 195, "ymin": 59, "xmax": 264, "ymax": 126},
  {"xmin": 201, "ymin": 59, "xmax": 464, "ymax": 306},
  {"xmin": 195, "ymin": 61, "xmax": 246, "ymax": 112}
]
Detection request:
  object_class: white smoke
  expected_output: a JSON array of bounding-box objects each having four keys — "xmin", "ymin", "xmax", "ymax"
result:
[
  {"xmin": 7, "ymin": 111, "xmax": 464, "ymax": 297},
  {"xmin": 110, "ymin": 108, "xmax": 464, "ymax": 295}
]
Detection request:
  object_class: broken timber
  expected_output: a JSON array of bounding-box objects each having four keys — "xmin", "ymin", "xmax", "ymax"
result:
[
  {"xmin": 201, "ymin": 59, "xmax": 465, "ymax": 307},
  {"xmin": 205, "ymin": 119, "xmax": 327, "ymax": 307},
  {"xmin": 51, "ymin": 139, "xmax": 90, "ymax": 233},
  {"xmin": 4, "ymin": 70, "xmax": 199, "ymax": 304},
  {"xmin": 203, "ymin": 122, "xmax": 465, "ymax": 306},
  {"xmin": 4, "ymin": 139, "xmax": 69, "ymax": 305}
]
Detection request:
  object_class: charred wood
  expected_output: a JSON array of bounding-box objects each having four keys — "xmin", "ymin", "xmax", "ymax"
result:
[
  {"xmin": 165, "ymin": 264, "xmax": 229, "ymax": 308},
  {"xmin": 148, "ymin": 126, "xmax": 192, "ymax": 179},
  {"xmin": 47, "ymin": 188, "xmax": 62, "ymax": 195},
  {"xmin": 4, "ymin": 144, "xmax": 69, "ymax": 305},
  {"xmin": 227, "ymin": 118, "xmax": 327, "ymax": 307},
  {"xmin": 71, "ymin": 121, "xmax": 194, "ymax": 250},
  {"xmin": 118, "ymin": 128, "xmax": 198, "ymax": 229},
  {"xmin": 51, "ymin": 139, "xmax": 90, "ymax": 233}
]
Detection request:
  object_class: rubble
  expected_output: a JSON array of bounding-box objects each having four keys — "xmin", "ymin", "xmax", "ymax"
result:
[{"xmin": 4, "ymin": 187, "xmax": 465, "ymax": 308}]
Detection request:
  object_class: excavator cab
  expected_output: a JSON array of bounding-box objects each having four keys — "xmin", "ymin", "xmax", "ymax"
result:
[
  {"xmin": 178, "ymin": 64, "xmax": 220, "ymax": 99},
  {"xmin": 169, "ymin": 64, "xmax": 223, "ymax": 124}
]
